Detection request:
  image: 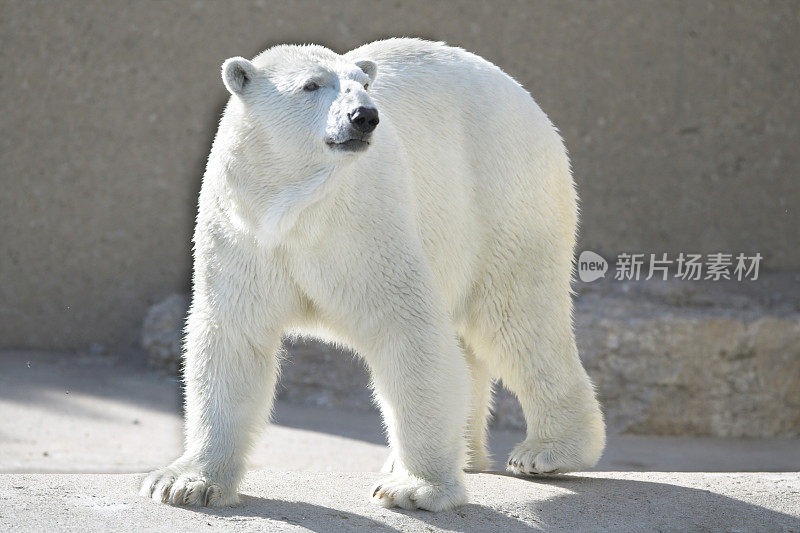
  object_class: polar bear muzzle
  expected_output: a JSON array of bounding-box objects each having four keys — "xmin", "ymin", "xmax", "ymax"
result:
[
  {"xmin": 325, "ymin": 106, "xmax": 378, "ymax": 152},
  {"xmin": 348, "ymin": 106, "xmax": 380, "ymax": 134}
]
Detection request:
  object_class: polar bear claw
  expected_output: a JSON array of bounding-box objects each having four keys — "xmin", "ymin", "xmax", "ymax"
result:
[
  {"xmin": 371, "ymin": 475, "xmax": 468, "ymax": 512},
  {"xmin": 140, "ymin": 465, "xmax": 238, "ymax": 507}
]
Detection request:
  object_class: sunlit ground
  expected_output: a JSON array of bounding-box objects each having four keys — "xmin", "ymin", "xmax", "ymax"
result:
[{"xmin": 2, "ymin": 350, "xmax": 799, "ymax": 475}]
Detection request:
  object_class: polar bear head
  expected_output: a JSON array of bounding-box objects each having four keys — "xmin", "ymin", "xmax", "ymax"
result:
[{"xmin": 221, "ymin": 45, "xmax": 379, "ymax": 165}]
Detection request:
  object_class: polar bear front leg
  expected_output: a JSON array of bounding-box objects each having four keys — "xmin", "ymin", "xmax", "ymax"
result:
[
  {"xmin": 380, "ymin": 342, "xmax": 492, "ymax": 475},
  {"xmin": 364, "ymin": 320, "xmax": 471, "ymax": 512},
  {"xmin": 140, "ymin": 312, "xmax": 281, "ymax": 507}
]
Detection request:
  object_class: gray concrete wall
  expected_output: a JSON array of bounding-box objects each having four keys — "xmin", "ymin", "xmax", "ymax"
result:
[{"xmin": 1, "ymin": 0, "xmax": 798, "ymax": 350}]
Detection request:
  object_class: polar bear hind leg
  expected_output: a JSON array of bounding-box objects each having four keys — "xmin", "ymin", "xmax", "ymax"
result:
[
  {"xmin": 462, "ymin": 343, "xmax": 494, "ymax": 472},
  {"xmin": 466, "ymin": 246, "xmax": 606, "ymax": 476}
]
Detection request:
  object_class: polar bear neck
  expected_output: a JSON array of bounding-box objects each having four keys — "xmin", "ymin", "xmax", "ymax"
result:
[
  {"xmin": 209, "ymin": 114, "xmax": 357, "ymax": 248},
  {"xmin": 254, "ymin": 165, "xmax": 342, "ymax": 248}
]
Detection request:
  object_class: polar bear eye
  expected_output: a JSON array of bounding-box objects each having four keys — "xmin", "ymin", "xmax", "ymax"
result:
[
  {"xmin": 303, "ymin": 81, "xmax": 320, "ymax": 92},
  {"xmin": 363, "ymin": 83, "xmax": 369, "ymax": 90}
]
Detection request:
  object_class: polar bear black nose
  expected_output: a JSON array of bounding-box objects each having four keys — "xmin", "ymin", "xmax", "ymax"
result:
[{"xmin": 348, "ymin": 106, "xmax": 380, "ymax": 134}]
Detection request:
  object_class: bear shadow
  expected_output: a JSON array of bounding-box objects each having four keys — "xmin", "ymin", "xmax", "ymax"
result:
[
  {"xmin": 190, "ymin": 496, "xmax": 405, "ymax": 532},
  {"xmin": 492, "ymin": 472, "xmax": 799, "ymax": 532},
  {"xmin": 187, "ymin": 473, "xmax": 799, "ymax": 532},
  {"xmin": 189, "ymin": 494, "xmax": 533, "ymax": 532}
]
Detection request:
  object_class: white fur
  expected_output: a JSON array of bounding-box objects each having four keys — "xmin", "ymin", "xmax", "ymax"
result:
[{"xmin": 140, "ymin": 38, "xmax": 605, "ymax": 512}]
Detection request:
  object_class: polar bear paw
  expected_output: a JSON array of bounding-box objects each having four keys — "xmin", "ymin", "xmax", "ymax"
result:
[
  {"xmin": 506, "ymin": 437, "xmax": 599, "ymax": 475},
  {"xmin": 139, "ymin": 464, "xmax": 239, "ymax": 507},
  {"xmin": 370, "ymin": 474, "xmax": 467, "ymax": 512}
]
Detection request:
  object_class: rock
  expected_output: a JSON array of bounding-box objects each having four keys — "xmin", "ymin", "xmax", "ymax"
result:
[
  {"xmin": 570, "ymin": 275, "xmax": 800, "ymax": 437},
  {"xmin": 277, "ymin": 339, "xmax": 374, "ymax": 411},
  {"xmin": 140, "ymin": 293, "xmax": 190, "ymax": 373},
  {"xmin": 140, "ymin": 273, "xmax": 800, "ymax": 437},
  {"xmin": 576, "ymin": 310, "xmax": 800, "ymax": 438}
]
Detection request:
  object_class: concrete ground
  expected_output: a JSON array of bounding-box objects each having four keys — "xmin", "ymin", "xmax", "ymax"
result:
[
  {"xmin": 3, "ymin": 471, "xmax": 799, "ymax": 532},
  {"xmin": 1, "ymin": 350, "xmax": 799, "ymax": 531}
]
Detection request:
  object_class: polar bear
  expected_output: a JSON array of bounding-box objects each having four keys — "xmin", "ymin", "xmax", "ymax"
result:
[{"xmin": 140, "ymin": 38, "xmax": 605, "ymax": 512}]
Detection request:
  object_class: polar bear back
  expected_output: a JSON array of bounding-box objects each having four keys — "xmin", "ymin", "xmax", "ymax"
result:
[{"xmin": 345, "ymin": 39, "xmax": 577, "ymax": 301}]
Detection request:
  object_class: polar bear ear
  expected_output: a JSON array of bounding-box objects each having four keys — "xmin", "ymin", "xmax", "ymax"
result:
[
  {"xmin": 355, "ymin": 59, "xmax": 378, "ymax": 83},
  {"xmin": 222, "ymin": 57, "xmax": 256, "ymax": 96}
]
